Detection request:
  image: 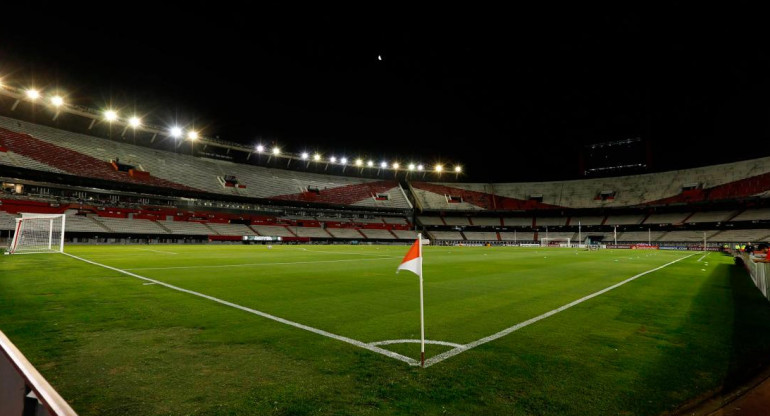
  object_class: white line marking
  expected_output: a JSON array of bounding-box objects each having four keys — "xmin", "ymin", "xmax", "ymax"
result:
[
  {"xmin": 423, "ymin": 253, "xmax": 695, "ymax": 367},
  {"xmin": 369, "ymin": 339, "xmax": 463, "ymax": 348},
  {"xmin": 61, "ymin": 253, "xmax": 419, "ymax": 366},
  {"xmin": 697, "ymin": 252, "xmax": 708, "ymax": 262},
  {"xmin": 142, "ymin": 282, "xmax": 157, "ymax": 285},
  {"xmin": 297, "ymin": 248, "xmax": 396, "ymax": 258},
  {"xmin": 140, "ymin": 249, "xmax": 178, "ymax": 255},
  {"xmin": 125, "ymin": 257, "xmax": 394, "ymax": 271}
]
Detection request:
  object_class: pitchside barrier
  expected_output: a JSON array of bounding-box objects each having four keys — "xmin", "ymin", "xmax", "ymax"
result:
[
  {"xmin": 739, "ymin": 253, "xmax": 770, "ymax": 301},
  {"xmin": 0, "ymin": 331, "xmax": 78, "ymax": 416}
]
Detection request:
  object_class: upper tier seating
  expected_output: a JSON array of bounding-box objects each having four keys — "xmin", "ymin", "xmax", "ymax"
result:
[
  {"xmin": 443, "ymin": 217, "xmax": 470, "ymax": 226},
  {"xmin": 98, "ymin": 217, "xmax": 168, "ymax": 234},
  {"xmin": 502, "ymin": 217, "xmax": 533, "ymax": 227},
  {"xmin": 410, "ymin": 156, "xmax": 770, "ymax": 211},
  {"xmin": 417, "ymin": 216, "xmax": 445, "ymax": 226},
  {"xmin": 731, "ymin": 209, "xmax": 770, "ymax": 222},
  {"xmin": 570, "ymin": 216, "xmax": 605, "ymax": 225},
  {"xmin": 428, "ymin": 231, "xmax": 464, "ymax": 240},
  {"xmin": 292, "ymin": 227, "xmax": 332, "ymax": 238},
  {"xmin": 205, "ymin": 223, "xmax": 258, "ymax": 236},
  {"xmin": 157, "ymin": 221, "xmax": 211, "ymax": 235},
  {"xmin": 686, "ymin": 211, "xmax": 737, "ymax": 223},
  {"xmin": 644, "ymin": 212, "xmax": 690, "ymax": 225},
  {"xmin": 470, "ymin": 217, "xmax": 502, "ymax": 226},
  {"xmin": 251, "ymin": 225, "xmax": 295, "ymax": 237},
  {"xmin": 392, "ymin": 230, "xmax": 418, "ymax": 240},
  {"xmin": 0, "ymin": 116, "xmax": 410, "ymax": 209},
  {"xmin": 326, "ymin": 228, "xmax": 364, "ymax": 239}
]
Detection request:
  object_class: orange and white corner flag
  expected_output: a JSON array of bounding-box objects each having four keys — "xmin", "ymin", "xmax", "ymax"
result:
[{"xmin": 397, "ymin": 234, "xmax": 422, "ymax": 278}]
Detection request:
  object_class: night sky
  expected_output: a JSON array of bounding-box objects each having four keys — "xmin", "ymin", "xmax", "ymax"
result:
[{"xmin": 1, "ymin": 3, "xmax": 768, "ymax": 182}]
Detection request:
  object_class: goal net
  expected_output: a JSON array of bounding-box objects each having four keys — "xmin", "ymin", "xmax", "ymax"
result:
[
  {"xmin": 7, "ymin": 214, "xmax": 65, "ymax": 254},
  {"xmin": 540, "ymin": 237, "xmax": 571, "ymax": 247}
]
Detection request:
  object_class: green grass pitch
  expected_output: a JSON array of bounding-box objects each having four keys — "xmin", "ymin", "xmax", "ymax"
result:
[{"xmin": 2, "ymin": 245, "xmax": 770, "ymax": 415}]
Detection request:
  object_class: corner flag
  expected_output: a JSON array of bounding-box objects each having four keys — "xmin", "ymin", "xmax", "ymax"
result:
[
  {"xmin": 397, "ymin": 236, "xmax": 422, "ymax": 278},
  {"xmin": 396, "ymin": 234, "xmax": 426, "ymax": 367}
]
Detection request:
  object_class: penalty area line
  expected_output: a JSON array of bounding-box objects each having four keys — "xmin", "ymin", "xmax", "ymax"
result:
[
  {"xmin": 423, "ymin": 253, "xmax": 696, "ymax": 368},
  {"xmin": 61, "ymin": 252, "xmax": 420, "ymax": 367}
]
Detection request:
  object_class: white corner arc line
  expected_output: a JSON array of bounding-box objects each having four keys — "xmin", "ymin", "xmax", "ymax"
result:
[
  {"xmin": 369, "ymin": 339, "xmax": 463, "ymax": 348},
  {"xmin": 61, "ymin": 253, "xmax": 420, "ymax": 367},
  {"xmin": 423, "ymin": 253, "xmax": 695, "ymax": 367},
  {"xmin": 125, "ymin": 257, "xmax": 393, "ymax": 271}
]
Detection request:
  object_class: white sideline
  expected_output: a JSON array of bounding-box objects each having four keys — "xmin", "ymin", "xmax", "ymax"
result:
[
  {"xmin": 422, "ymin": 253, "xmax": 696, "ymax": 368},
  {"xmin": 61, "ymin": 253, "xmax": 420, "ymax": 366},
  {"xmin": 126, "ymin": 257, "xmax": 394, "ymax": 271},
  {"xmin": 697, "ymin": 253, "xmax": 708, "ymax": 262},
  {"xmin": 140, "ymin": 249, "xmax": 179, "ymax": 255}
]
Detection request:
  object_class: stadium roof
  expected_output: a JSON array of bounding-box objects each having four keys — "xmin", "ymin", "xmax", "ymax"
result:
[{"xmin": 1, "ymin": 4, "xmax": 768, "ymax": 182}]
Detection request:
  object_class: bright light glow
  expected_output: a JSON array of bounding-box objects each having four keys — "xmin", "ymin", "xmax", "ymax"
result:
[
  {"xmin": 256, "ymin": 144, "xmax": 265, "ymax": 152},
  {"xmin": 272, "ymin": 147, "xmax": 280, "ymax": 155},
  {"xmin": 408, "ymin": 163, "xmax": 415, "ymax": 171},
  {"xmin": 367, "ymin": 160, "xmax": 374, "ymax": 167},
  {"xmin": 340, "ymin": 157, "xmax": 348, "ymax": 164},
  {"xmin": 454, "ymin": 166, "xmax": 462, "ymax": 173},
  {"xmin": 417, "ymin": 164, "xmax": 424, "ymax": 171},
  {"xmin": 187, "ymin": 131, "xmax": 199, "ymax": 140},
  {"xmin": 301, "ymin": 152, "xmax": 309, "ymax": 160},
  {"xmin": 355, "ymin": 159, "xmax": 363, "ymax": 166},
  {"xmin": 392, "ymin": 162, "xmax": 400, "ymax": 169},
  {"xmin": 170, "ymin": 126, "xmax": 183, "ymax": 138},
  {"xmin": 435, "ymin": 164, "xmax": 443, "ymax": 172},
  {"xmin": 380, "ymin": 161, "xmax": 388, "ymax": 168},
  {"xmin": 313, "ymin": 153, "xmax": 321, "ymax": 161},
  {"xmin": 128, "ymin": 116, "xmax": 141, "ymax": 128},
  {"xmin": 51, "ymin": 96, "xmax": 64, "ymax": 107},
  {"xmin": 25, "ymin": 89, "xmax": 40, "ymax": 100},
  {"xmin": 330, "ymin": 156, "xmax": 337, "ymax": 163},
  {"xmin": 104, "ymin": 110, "xmax": 118, "ymax": 121}
]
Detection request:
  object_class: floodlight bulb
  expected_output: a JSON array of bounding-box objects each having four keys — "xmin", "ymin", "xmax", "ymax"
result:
[
  {"xmin": 380, "ymin": 161, "xmax": 388, "ymax": 168},
  {"xmin": 129, "ymin": 116, "xmax": 141, "ymax": 128},
  {"xmin": 340, "ymin": 157, "xmax": 348, "ymax": 164},
  {"xmin": 392, "ymin": 162, "xmax": 400, "ymax": 169},
  {"xmin": 256, "ymin": 144, "xmax": 265, "ymax": 152},
  {"xmin": 170, "ymin": 126, "xmax": 183, "ymax": 138},
  {"xmin": 417, "ymin": 164, "xmax": 424, "ymax": 171},
  {"xmin": 301, "ymin": 152, "xmax": 309, "ymax": 160},
  {"xmin": 272, "ymin": 147, "xmax": 280, "ymax": 155},
  {"xmin": 51, "ymin": 96, "xmax": 64, "ymax": 107},
  {"xmin": 408, "ymin": 163, "xmax": 415, "ymax": 171},
  {"xmin": 187, "ymin": 131, "xmax": 199, "ymax": 140},
  {"xmin": 313, "ymin": 153, "xmax": 321, "ymax": 161},
  {"xmin": 330, "ymin": 156, "xmax": 337, "ymax": 163},
  {"xmin": 435, "ymin": 164, "xmax": 443, "ymax": 172},
  {"xmin": 104, "ymin": 110, "xmax": 118, "ymax": 121},
  {"xmin": 355, "ymin": 159, "xmax": 363, "ymax": 166},
  {"xmin": 25, "ymin": 89, "xmax": 40, "ymax": 100},
  {"xmin": 454, "ymin": 166, "xmax": 462, "ymax": 173},
  {"xmin": 367, "ymin": 160, "xmax": 374, "ymax": 167}
]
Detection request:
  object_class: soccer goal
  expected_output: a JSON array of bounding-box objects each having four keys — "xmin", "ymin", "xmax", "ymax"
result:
[
  {"xmin": 7, "ymin": 213, "xmax": 65, "ymax": 255},
  {"xmin": 540, "ymin": 237, "xmax": 571, "ymax": 247}
]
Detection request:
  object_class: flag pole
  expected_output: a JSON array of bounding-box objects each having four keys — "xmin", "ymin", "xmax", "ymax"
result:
[{"xmin": 418, "ymin": 233, "xmax": 425, "ymax": 367}]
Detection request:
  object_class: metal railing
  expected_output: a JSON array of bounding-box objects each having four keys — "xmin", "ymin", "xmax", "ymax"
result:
[
  {"xmin": 0, "ymin": 331, "xmax": 78, "ymax": 416},
  {"xmin": 740, "ymin": 253, "xmax": 770, "ymax": 300}
]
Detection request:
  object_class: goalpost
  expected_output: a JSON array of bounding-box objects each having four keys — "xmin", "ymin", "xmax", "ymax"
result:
[
  {"xmin": 539, "ymin": 237, "xmax": 571, "ymax": 247},
  {"xmin": 7, "ymin": 213, "xmax": 65, "ymax": 255}
]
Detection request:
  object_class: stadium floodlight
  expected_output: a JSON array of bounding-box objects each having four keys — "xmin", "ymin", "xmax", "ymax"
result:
[
  {"xmin": 272, "ymin": 147, "xmax": 280, "ymax": 155},
  {"xmin": 25, "ymin": 89, "xmax": 40, "ymax": 100},
  {"xmin": 380, "ymin": 161, "xmax": 388, "ymax": 168},
  {"xmin": 50, "ymin": 96, "xmax": 64, "ymax": 107},
  {"xmin": 367, "ymin": 160, "xmax": 374, "ymax": 167},
  {"xmin": 128, "ymin": 116, "xmax": 141, "ymax": 128},
  {"xmin": 408, "ymin": 163, "xmax": 415, "ymax": 171},
  {"xmin": 301, "ymin": 152, "xmax": 309, "ymax": 160},
  {"xmin": 256, "ymin": 144, "xmax": 265, "ymax": 152},
  {"xmin": 392, "ymin": 162, "xmax": 400, "ymax": 169},
  {"xmin": 104, "ymin": 110, "xmax": 118, "ymax": 121},
  {"xmin": 313, "ymin": 153, "xmax": 321, "ymax": 161},
  {"xmin": 187, "ymin": 130, "xmax": 199, "ymax": 140},
  {"xmin": 169, "ymin": 126, "xmax": 183, "ymax": 138},
  {"xmin": 435, "ymin": 164, "xmax": 443, "ymax": 172},
  {"xmin": 417, "ymin": 164, "xmax": 424, "ymax": 171},
  {"xmin": 454, "ymin": 165, "xmax": 462, "ymax": 173},
  {"xmin": 340, "ymin": 157, "xmax": 348, "ymax": 164},
  {"xmin": 330, "ymin": 156, "xmax": 337, "ymax": 163},
  {"xmin": 355, "ymin": 159, "xmax": 363, "ymax": 166}
]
